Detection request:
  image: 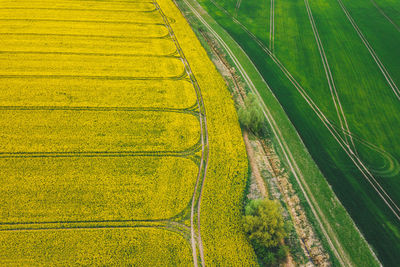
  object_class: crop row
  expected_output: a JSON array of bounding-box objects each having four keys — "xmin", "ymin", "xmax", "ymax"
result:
[
  {"xmin": 0, "ymin": 78, "xmax": 197, "ymax": 109},
  {"xmin": 0, "ymin": 53, "xmax": 185, "ymax": 78},
  {"xmin": 0, "ymin": 0, "xmax": 157, "ymax": 12},
  {"xmin": 1, "ymin": 35, "xmax": 177, "ymax": 56},
  {"xmin": 0, "ymin": 8, "xmax": 164, "ymax": 23},
  {"xmin": 0, "ymin": 20, "xmax": 168, "ymax": 38},
  {"xmin": 0, "ymin": 228, "xmax": 193, "ymax": 266},
  {"xmin": 0, "ymin": 110, "xmax": 200, "ymax": 153},
  {"xmin": 0, "ymin": 156, "xmax": 198, "ymax": 223}
]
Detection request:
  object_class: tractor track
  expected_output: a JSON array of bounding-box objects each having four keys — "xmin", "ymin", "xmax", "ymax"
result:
[
  {"xmin": 369, "ymin": 0, "xmax": 400, "ymax": 32},
  {"xmin": 336, "ymin": 0, "xmax": 400, "ymax": 100},
  {"xmin": 154, "ymin": 1, "xmax": 209, "ymax": 266},
  {"xmin": 234, "ymin": 0, "xmax": 241, "ymax": 18},
  {"xmin": 304, "ymin": 0, "xmax": 356, "ymax": 153},
  {"xmin": 208, "ymin": 0, "xmax": 400, "ymax": 221},
  {"xmin": 0, "ymin": 0, "xmax": 208, "ymax": 265},
  {"xmin": 0, "ymin": 71, "xmax": 189, "ymax": 81},
  {"xmin": 269, "ymin": 0, "xmax": 275, "ymax": 52},
  {"xmin": 0, "ymin": 50, "xmax": 180, "ymax": 57}
]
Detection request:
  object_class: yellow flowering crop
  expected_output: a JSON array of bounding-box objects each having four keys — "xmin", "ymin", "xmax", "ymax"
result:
[
  {"xmin": 0, "ymin": 20, "xmax": 168, "ymax": 38},
  {"xmin": 0, "ymin": 0, "xmax": 257, "ymax": 265},
  {"xmin": 157, "ymin": 0, "xmax": 259, "ymax": 265},
  {"xmin": 1, "ymin": 35, "xmax": 177, "ymax": 56},
  {"xmin": 0, "ymin": 110, "xmax": 200, "ymax": 153},
  {"xmin": 0, "ymin": 228, "xmax": 192, "ymax": 266},
  {"xmin": 1, "ymin": 0, "xmax": 156, "ymax": 12},
  {"xmin": 0, "ymin": 79, "xmax": 197, "ymax": 109},
  {"xmin": 0, "ymin": 8, "xmax": 164, "ymax": 24},
  {"xmin": 1, "ymin": 53, "xmax": 184, "ymax": 77},
  {"xmin": 0, "ymin": 157, "xmax": 197, "ymax": 222}
]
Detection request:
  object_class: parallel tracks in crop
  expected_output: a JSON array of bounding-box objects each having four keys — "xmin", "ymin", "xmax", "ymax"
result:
[{"xmin": 0, "ymin": 1, "xmax": 209, "ymax": 266}]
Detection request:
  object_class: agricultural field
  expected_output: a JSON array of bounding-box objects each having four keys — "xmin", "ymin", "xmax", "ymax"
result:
[
  {"xmin": 196, "ymin": 0, "xmax": 400, "ymax": 265},
  {"xmin": 0, "ymin": 0, "xmax": 256, "ymax": 265}
]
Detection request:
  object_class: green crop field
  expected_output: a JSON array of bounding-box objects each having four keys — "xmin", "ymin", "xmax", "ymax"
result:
[
  {"xmin": 197, "ymin": 0, "xmax": 400, "ymax": 265},
  {"xmin": 0, "ymin": 0, "xmax": 257, "ymax": 265}
]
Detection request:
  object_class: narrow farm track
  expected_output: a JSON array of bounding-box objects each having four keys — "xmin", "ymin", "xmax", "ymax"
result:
[
  {"xmin": 153, "ymin": 2, "xmax": 209, "ymax": 265},
  {"xmin": 207, "ymin": 0, "xmax": 400, "ymax": 222},
  {"xmin": 370, "ymin": 0, "xmax": 400, "ymax": 32},
  {"xmin": 303, "ymin": 0, "xmax": 356, "ymax": 153},
  {"xmin": 269, "ymin": 0, "xmax": 275, "ymax": 52},
  {"xmin": 234, "ymin": 0, "xmax": 241, "ymax": 17},
  {"xmin": 335, "ymin": 0, "xmax": 400, "ymax": 100}
]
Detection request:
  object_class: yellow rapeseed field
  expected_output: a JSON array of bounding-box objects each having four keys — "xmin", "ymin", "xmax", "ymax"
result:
[
  {"xmin": 0, "ymin": 0, "xmax": 257, "ymax": 265},
  {"xmin": 0, "ymin": 157, "xmax": 198, "ymax": 222},
  {"xmin": 0, "ymin": 228, "xmax": 193, "ymax": 265},
  {"xmin": 0, "ymin": 110, "xmax": 200, "ymax": 152},
  {"xmin": 0, "ymin": 79, "xmax": 197, "ymax": 108}
]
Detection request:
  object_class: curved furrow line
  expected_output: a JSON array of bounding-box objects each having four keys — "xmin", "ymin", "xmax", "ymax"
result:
[
  {"xmin": 336, "ymin": 0, "xmax": 400, "ymax": 100},
  {"xmin": 153, "ymin": 1, "xmax": 209, "ymax": 266},
  {"xmin": 268, "ymin": 49, "xmax": 400, "ymax": 218},
  {"xmin": 331, "ymin": 123, "xmax": 400, "ymax": 177},
  {"xmin": 271, "ymin": 51, "xmax": 400, "ymax": 218}
]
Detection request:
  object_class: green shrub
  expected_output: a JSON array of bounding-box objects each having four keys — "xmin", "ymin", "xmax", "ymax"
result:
[
  {"xmin": 238, "ymin": 94, "xmax": 267, "ymax": 136},
  {"xmin": 243, "ymin": 199, "xmax": 288, "ymax": 265}
]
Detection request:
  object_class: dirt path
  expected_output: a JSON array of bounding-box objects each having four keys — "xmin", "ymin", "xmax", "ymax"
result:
[
  {"xmin": 199, "ymin": 28, "xmax": 268, "ymax": 200},
  {"xmin": 154, "ymin": 1, "xmax": 209, "ymax": 266},
  {"xmin": 242, "ymin": 131, "xmax": 268, "ymax": 198}
]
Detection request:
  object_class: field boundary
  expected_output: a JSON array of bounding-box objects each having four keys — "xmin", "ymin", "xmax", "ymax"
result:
[
  {"xmin": 177, "ymin": 0, "xmax": 381, "ymax": 265},
  {"xmin": 153, "ymin": 1, "xmax": 209, "ymax": 266}
]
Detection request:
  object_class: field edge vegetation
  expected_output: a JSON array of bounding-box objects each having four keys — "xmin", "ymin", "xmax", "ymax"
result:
[{"xmin": 174, "ymin": 0, "xmax": 381, "ymax": 265}]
